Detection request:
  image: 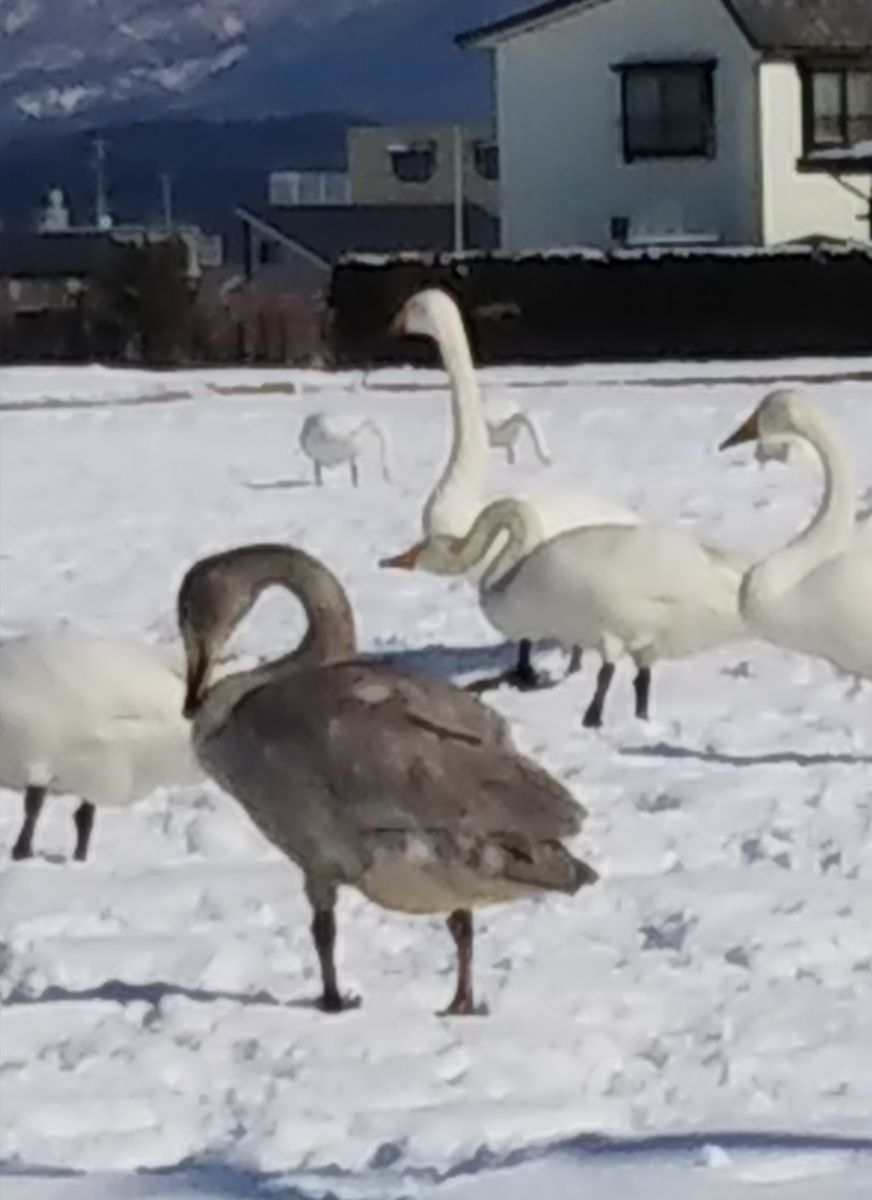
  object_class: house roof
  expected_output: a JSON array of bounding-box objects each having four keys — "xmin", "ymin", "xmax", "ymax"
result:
[
  {"xmin": 0, "ymin": 232, "xmax": 121, "ymax": 278},
  {"xmin": 458, "ymin": 0, "xmax": 872, "ymax": 53},
  {"xmin": 237, "ymin": 203, "xmax": 499, "ymax": 263}
]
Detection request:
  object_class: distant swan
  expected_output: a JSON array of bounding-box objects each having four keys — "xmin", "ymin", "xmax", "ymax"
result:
[
  {"xmin": 383, "ymin": 498, "xmax": 744, "ymax": 726},
  {"xmin": 0, "ymin": 633, "xmax": 202, "ymax": 861},
  {"xmin": 485, "ymin": 398, "xmax": 551, "ymax": 466},
  {"xmin": 391, "ymin": 288, "xmax": 638, "ymax": 689},
  {"xmin": 720, "ymin": 389, "xmax": 871, "ymax": 680},
  {"xmin": 179, "ymin": 543, "xmax": 595, "ymax": 1015},
  {"xmin": 299, "ymin": 412, "xmax": 391, "ymax": 487}
]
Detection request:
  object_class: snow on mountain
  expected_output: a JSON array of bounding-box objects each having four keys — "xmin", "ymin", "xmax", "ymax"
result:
[{"xmin": 0, "ymin": 0, "xmax": 515, "ymax": 131}]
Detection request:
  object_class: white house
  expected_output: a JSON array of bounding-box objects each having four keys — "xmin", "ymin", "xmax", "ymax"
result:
[{"xmin": 459, "ymin": 0, "xmax": 872, "ymax": 250}]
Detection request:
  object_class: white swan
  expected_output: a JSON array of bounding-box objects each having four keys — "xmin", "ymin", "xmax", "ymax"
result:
[
  {"xmin": 0, "ymin": 633, "xmax": 203, "ymax": 861},
  {"xmin": 720, "ymin": 389, "xmax": 872, "ymax": 679},
  {"xmin": 392, "ymin": 288, "xmax": 638, "ymax": 687},
  {"xmin": 485, "ymin": 397, "xmax": 551, "ymax": 466},
  {"xmin": 383, "ymin": 497, "xmax": 744, "ymax": 725},
  {"xmin": 299, "ymin": 412, "xmax": 391, "ymax": 487}
]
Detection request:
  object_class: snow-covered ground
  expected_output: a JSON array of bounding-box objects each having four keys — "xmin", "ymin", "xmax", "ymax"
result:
[{"xmin": 1, "ymin": 360, "xmax": 871, "ymax": 1199}]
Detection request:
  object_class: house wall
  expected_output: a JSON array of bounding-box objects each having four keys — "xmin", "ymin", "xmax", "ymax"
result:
[
  {"xmin": 492, "ymin": 0, "xmax": 760, "ymax": 249},
  {"xmin": 759, "ymin": 61, "xmax": 872, "ymax": 244},
  {"xmin": 243, "ymin": 222, "xmax": 329, "ymax": 293},
  {"xmin": 348, "ymin": 124, "xmax": 498, "ymax": 213}
]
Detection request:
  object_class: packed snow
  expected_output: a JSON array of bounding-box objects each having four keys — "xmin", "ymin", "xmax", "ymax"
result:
[{"xmin": 1, "ymin": 359, "xmax": 871, "ymax": 1199}]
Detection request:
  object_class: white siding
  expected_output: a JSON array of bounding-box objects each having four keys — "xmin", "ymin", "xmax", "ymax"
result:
[
  {"xmin": 759, "ymin": 62, "xmax": 872, "ymax": 245},
  {"xmin": 494, "ymin": 0, "xmax": 760, "ymax": 249}
]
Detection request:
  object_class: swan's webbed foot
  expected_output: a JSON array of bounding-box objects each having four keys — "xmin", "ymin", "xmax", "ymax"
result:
[
  {"xmin": 439, "ymin": 995, "xmax": 489, "ymax": 1017},
  {"xmin": 464, "ymin": 639, "xmax": 553, "ymax": 694},
  {"xmin": 319, "ymin": 990, "xmax": 362, "ymax": 1014},
  {"xmin": 464, "ymin": 665, "xmax": 552, "ymax": 694}
]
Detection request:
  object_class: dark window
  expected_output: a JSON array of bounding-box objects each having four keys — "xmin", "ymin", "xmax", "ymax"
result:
[
  {"xmin": 619, "ymin": 63, "xmax": 716, "ymax": 161},
  {"xmin": 473, "ymin": 139, "xmax": 499, "ymax": 181},
  {"xmin": 803, "ymin": 65, "xmax": 872, "ymax": 152},
  {"xmin": 389, "ymin": 140, "xmax": 437, "ymax": 183}
]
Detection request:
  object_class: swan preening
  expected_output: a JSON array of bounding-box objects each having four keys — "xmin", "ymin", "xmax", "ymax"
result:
[
  {"xmin": 179, "ymin": 543, "xmax": 595, "ymax": 1015},
  {"xmin": 392, "ymin": 287, "xmax": 638, "ymax": 689},
  {"xmin": 383, "ymin": 498, "xmax": 744, "ymax": 726},
  {"xmin": 721, "ymin": 389, "xmax": 871, "ymax": 681},
  {"xmin": 0, "ymin": 633, "xmax": 202, "ymax": 861},
  {"xmin": 299, "ymin": 412, "xmax": 391, "ymax": 487}
]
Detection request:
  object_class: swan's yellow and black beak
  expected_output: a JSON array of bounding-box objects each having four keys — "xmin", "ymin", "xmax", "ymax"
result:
[
  {"xmin": 720, "ymin": 409, "xmax": 760, "ymax": 451},
  {"xmin": 183, "ymin": 644, "xmax": 210, "ymax": 719},
  {"xmin": 379, "ymin": 542, "xmax": 423, "ymax": 570}
]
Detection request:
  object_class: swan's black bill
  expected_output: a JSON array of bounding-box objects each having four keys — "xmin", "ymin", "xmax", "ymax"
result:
[
  {"xmin": 719, "ymin": 411, "xmax": 760, "ymax": 451},
  {"xmin": 183, "ymin": 651, "xmax": 209, "ymax": 719}
]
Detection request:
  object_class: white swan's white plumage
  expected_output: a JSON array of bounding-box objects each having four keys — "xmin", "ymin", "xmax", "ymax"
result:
[
  {"xmin": 399, "ymin": 289, "xmax": 638, "ymax": 555},
  {"xmin": 386, "ymin": 289, "xmax": 746, "ymax": 691},
  {"xmin": 299, "ymin": 412, "xmax": 391, "ymax": 487},
  {"xmin": 0, "ymin": 633, "xmax": 202, "ymax": 860},
  {"xmin": 721, "ymin": 389, "xmax": 872, "ymax": 680},
  {"xmin": 385, "ymin": 498, "xmax": 744, "ymax": 725},
  {"xmin": 484, "ymin": 397, "xmax": 552, "ymax": 466}
]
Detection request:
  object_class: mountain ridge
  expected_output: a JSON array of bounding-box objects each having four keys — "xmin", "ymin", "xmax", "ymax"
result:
[{"xmin": 0, "ymin": 0, "xmax": 515, "ymax": 133}]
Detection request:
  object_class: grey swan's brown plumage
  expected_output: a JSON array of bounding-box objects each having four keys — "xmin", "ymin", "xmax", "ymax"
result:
[{"xmin": 178, "ymin": 543, "xmax": 596, "ymax": 1016}]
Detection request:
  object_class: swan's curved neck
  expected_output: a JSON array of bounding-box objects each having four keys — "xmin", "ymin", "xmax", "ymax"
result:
[
  {"xmin": 423, "ymin": 305, "xmax": 489, "ymax": 532},
  {"xmin": 214, "ymin": 546, "xmax": 357, "ymax": 694},
  {"xmin": 447, "ymin": 498, "xmax": 543, "ymax": 590},
  {"xmin": 753, "ymin": 409, "xmax": 857, "ymax": 596}
]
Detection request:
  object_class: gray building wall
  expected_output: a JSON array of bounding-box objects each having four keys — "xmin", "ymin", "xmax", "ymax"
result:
[{"xmin": 348, "ymin": 124, "xmax": 499, "ymax": 213}]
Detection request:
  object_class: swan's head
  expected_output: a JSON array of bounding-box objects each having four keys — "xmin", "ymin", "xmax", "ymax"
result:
[
  {"xmin": 719, "ymin": 389, "xmax": 817, "ymax": 464},
  {"xmin": 177, "ymin": 552, "xmax": 259, "ymax": 717},
  {"xmin": 379, "ymin": 535, "xmax": 466, "ymax": 576},
  {"xmin": 390, "ymin": 288, "xmax": 462, "ymax": 340}
]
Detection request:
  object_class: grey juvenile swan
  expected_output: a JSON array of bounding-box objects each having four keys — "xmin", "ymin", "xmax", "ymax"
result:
[{"xmin": 178, "ymin": 543, "xmax": 596, "ymax": 1015}]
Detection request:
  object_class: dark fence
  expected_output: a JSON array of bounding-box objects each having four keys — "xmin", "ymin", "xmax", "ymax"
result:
[{"xmin": 328, "ymin": 243, "xmax": 872, "ymax": 365}]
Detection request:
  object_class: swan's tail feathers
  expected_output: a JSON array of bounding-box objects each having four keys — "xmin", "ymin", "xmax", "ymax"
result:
[
  {"xmin": 497, "ymin": 837, "xmax": 598, "ymax": 895},
  {"xmin": 360, "ymin": 418, "xmax": 392, "ymax": 482}
]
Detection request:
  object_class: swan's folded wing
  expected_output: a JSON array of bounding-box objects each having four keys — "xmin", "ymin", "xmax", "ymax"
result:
[{"xmin": 233, "ymin": 664, "xmax": 583, "ymax": 842}]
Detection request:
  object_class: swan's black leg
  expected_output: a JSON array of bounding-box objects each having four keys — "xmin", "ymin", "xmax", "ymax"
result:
[
  {"xmin": 12, "ymin": 785, "xmax": 45, "ymax": 860},
  {"xmin": 511, "ymin": 639, "xmax": 543, "ymax": 689},
  {"xmin": 464, "ymin": 638, "xmax": 550, "ymax": 694},
  {"xmin": 73, "ymin": 800, "xmax": 96, "ymax": 862},
  {"xmin": 314, "ymin": 462, "xmax": 323, "ymax": 487},
  {"xmin": 349, "ymin": 458, "xmax": 359, "ymax": 488},
  {"xmin": 306, "ymin": 879, "xmax": 361, "ymax": 1013},
  {"xmin": 582, "ymin": 662, "xmax": 616, "ymax": 728},
  {"xmin": 311, "ymin": 908, "xmax": 344, "ymax": 1011},
  {"xmin": 633, "ymin": 666, "xmax": 652, "ymax": 721},
  {"xmin": 441, "ymin": 909, "xmax": 486, "ymax": 1016},
  {"xmin": 567, "ymin": 645, "xmax": 583, "ymax": 675}
]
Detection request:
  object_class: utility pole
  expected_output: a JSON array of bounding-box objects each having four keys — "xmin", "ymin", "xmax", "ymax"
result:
[
  {"xmin": 160, "ymin": 171, "xmax": 174, "ymax": 229},
  {"xmin": 91, "ymin": 135, "xmax": 110, "ymax": 228},
  {"xmin": 452, "ymin": 124, "xmax": 465, "ymax": 254}
]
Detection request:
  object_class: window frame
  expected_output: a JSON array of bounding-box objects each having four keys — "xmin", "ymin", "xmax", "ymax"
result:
[
  {"xmin": 800, "ymin": 60, "xmax": 872, "ymax": 159},
  {"xmin": 387, "ymin": 140, "xmax": 437, "ymax": 184},
  {"xmin": 616, "ymin": 59, "xmax": 717, "ymax": 164}
]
